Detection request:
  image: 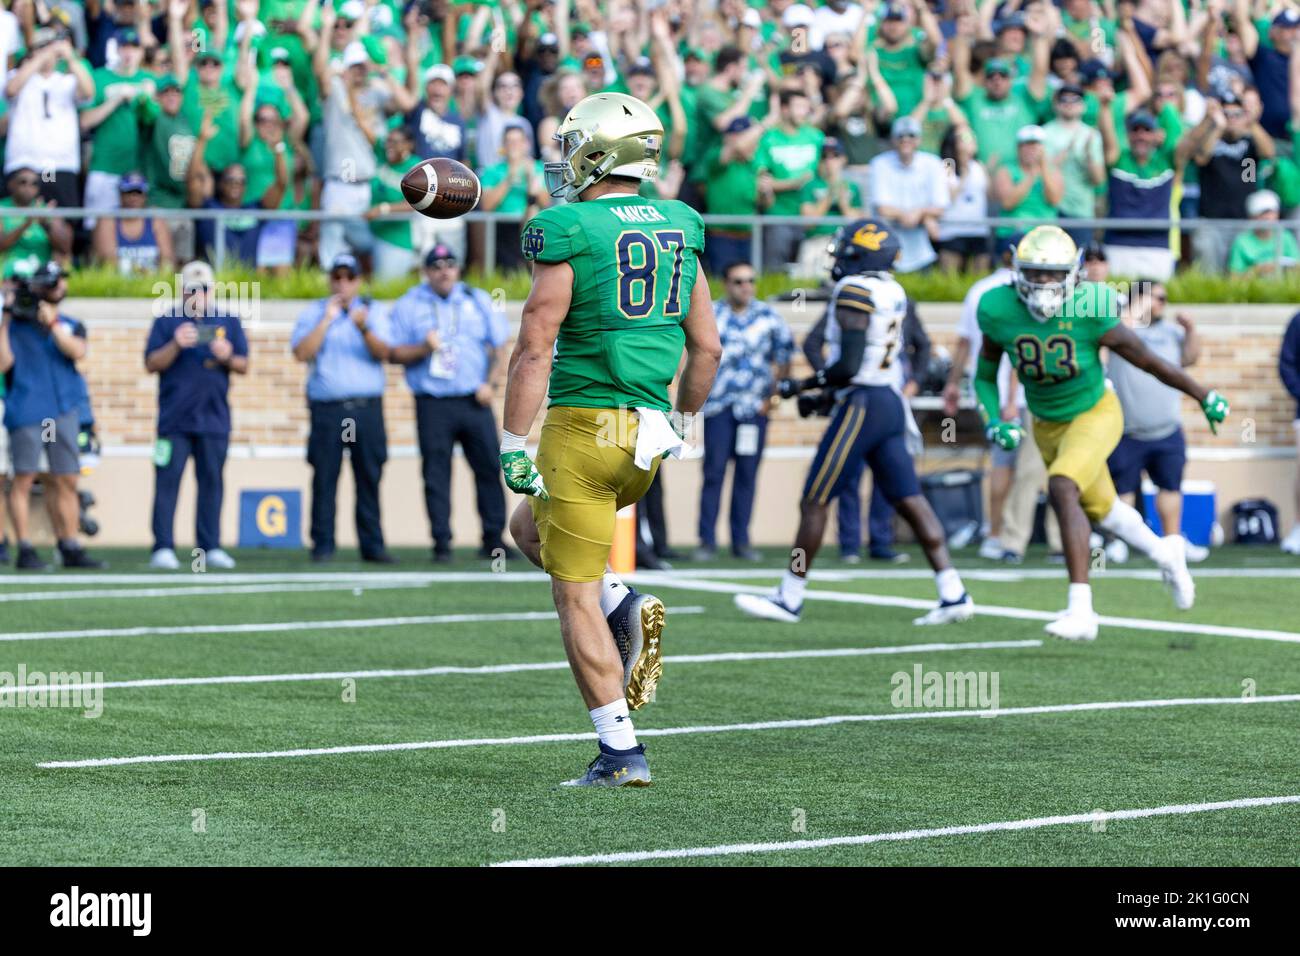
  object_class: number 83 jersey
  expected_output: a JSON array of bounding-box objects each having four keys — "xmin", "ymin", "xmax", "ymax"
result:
[
  {"xmin": 823, "ymin": 273, "xmax": 910, "ymax": 388},
  {"xmin": 521, "ymin": 195, "xmax": 705, "ymax": 413},
  {"xmin": 975, "ymin": 282, "xmax": 1121, "ymax": 423}
]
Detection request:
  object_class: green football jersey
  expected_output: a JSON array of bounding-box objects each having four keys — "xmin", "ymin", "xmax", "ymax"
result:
[
  {"xmin": 976, "ymin": 282, "xmax": 1120, "ymax": 422},
  {"xmin": 521, "ymin": 195, "xmax": 706, "ymax": 412}
]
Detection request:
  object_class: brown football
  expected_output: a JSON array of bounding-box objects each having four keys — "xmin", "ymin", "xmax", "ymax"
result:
[{"xmin": 400, "ymin": 157, "xmax": 482, "ymax": 219}]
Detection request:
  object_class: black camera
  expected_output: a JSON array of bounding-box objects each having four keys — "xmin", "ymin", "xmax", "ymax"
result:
[
  {"xmin": 797, "ymin": 390, "xmax": 836, "ymax": 419},
  {"xmin": 6, "ymin": 261, "xmax": 64, "ymax": 324}
]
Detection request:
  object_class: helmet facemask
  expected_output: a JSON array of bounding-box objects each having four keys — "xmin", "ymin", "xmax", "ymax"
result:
[{"xmin": 1013, "ymin": 226, "xmax": 1082, "ymax": 321}]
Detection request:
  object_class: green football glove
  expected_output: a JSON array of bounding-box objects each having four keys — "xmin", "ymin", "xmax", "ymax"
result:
[
  {"xmin": 985, "ymin": 420, "xmax": 1024, "ymax": 452},
  {"xmin": 1201, "ymin": 390, "xmax": 1229, "ymax": 435},
  {"xmin": 500, "ymin": 450, "xmax": 549, "ymax": 500}
]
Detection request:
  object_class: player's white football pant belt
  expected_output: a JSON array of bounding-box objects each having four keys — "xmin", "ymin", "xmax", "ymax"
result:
[
  {"xmin": 1156, "ymin": 535, "xmax": 1195, "ymax": 611},
  {"xmin": 1046, "ymin": 611, "xmax": 1099, "ymax": 642}
]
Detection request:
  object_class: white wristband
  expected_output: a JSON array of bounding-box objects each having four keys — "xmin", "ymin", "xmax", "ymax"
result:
[{"xmin": 499, "ymin": 430, "xmax": 527, "ymax": 454}]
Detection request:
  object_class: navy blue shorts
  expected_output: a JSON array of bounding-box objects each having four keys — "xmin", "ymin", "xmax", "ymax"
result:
[
  {"xmin": 1107, "ymin": 429, "xmax": 1186, "ymax": 494},
  {"xmin": 802, "ymin": 386, "xmax": 920, "ymax": 506}
]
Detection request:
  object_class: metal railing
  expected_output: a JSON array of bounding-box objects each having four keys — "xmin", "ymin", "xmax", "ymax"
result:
[{"xmin": 12, "ymin": 206, "xmax": 1296, "ymax": 275}]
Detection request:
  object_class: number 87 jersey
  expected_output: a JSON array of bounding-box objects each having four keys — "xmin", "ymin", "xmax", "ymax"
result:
[
  {"xmin": 974, "ymin": 281, "xmax": 1121, "ymax": 423},
  {"xmin": 521, "ymin": 195, "xmax": 705, "ymax": 413}
]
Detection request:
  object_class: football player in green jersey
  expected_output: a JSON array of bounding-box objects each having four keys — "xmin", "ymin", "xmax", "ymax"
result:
[
  {"xmin": 497, "ymin": 93, "xmax": 723, "ymax": 787},
  {"xmin": 975, "ymin": 226, "xmax": 1230, "ymax": 641}
]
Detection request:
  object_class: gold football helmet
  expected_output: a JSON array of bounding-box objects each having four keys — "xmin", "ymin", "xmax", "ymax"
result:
[
  {"xmin": 544, "ymin": 93, "xmax": 663, "ymax": 201},
  {"xmin": 1013, "ymin": 225, "xmax": 1081, "ymax": 321}
]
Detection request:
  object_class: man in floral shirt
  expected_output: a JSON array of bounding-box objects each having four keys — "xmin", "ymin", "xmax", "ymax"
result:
[{"xmin": 696, "ymin": 261, "xmax": 795, "ymax": 561}]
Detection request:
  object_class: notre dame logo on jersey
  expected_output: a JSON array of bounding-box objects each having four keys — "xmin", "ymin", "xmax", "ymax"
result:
[{"xmin": 521, "ymin": 225, "xmax": 546, "ymax": 260}]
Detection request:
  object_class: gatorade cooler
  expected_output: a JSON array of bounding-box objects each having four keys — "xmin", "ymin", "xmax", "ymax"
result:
[{"xmin": 1141, "ymin": 479, "xmax": 1215, "ymax": 546}]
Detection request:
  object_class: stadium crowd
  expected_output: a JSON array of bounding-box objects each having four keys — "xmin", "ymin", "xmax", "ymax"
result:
[{"xmin": 0, "ymin": 0, "xmax": 1298, "ymax": 279}]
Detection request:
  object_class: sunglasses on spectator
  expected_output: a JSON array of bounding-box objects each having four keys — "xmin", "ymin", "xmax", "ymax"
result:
[
  {"xmin": 429, "ymin": 259, "xmax": 458, "ymax": 269},
  {"xmin": 331, "ymin": 270, "xmax": 358, "ymax": 281},
  {"xmin": 729, "ymin": 275, "xmax": 756, "ymax": 285},
  {"xmin": 256, "ymin": 113, "xmax": 281, "ymax": 124},
  {"xmin": 496, "ymin": 79, "xmax": 522, "ymax": 88},
  {"xmin": 222, "ymin": 175, "xmax": 248, "ymax": 185},
  {"xmin": 1057, "ymin": 93, "xmax": 1081, "ymax": 103}
]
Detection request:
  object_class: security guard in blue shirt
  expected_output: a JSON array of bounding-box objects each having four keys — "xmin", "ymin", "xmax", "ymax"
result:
[
  {"xmin": 388, "ymin": 245, "xmax": 512, "ymax": 561},
  {"xmin": 144, "ymin": 260, "xmax": 249, "ymax": 571},
  {"xmin": 291, "ymin": 254, "xmax": 395, "ymax": 563}
]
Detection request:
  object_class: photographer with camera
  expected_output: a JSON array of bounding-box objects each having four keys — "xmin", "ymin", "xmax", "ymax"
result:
[
  {"xmin": 0, "ymin": 261, "xmax": 104, "ymax": 570},
  {"xmin": 144, "ymin": 261, "xmax": 249, "ymax": 571}
]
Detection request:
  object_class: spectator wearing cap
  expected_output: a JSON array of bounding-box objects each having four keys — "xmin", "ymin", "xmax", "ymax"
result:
[
  {"xmin": 693, "ymin": 46, "xmax": 767, "ymax": 200},
  {"xmin": 935, "ymin": 124, "xmax": 991, "ymax": 272},
  {"xmin": 866, "ymin": 115, "xmax": 949, "ymax": 272},
  {"xmin": 705, "ymin": 115, "xmax": 764, "ymax": 274},
  {"xmin": 3, "ymin": 33, "xmax": 93, "ymax": 212},
  {"xmin": 994, "ymin": 125, "xmax": 1062, "ymax": 240},
  {"xmin": 812, "ymin": 0, "xmax": 865, "ymax": 52},
  {"xmin": 88, "ymin": 0, "xmax": 148, "ymax": 69},
  {"xmin": 798, "ymin": 137, "xmax": 864, "ymax": 275},
  {"xmin": 291, "ymin": 253, "xmax": 394, "ymax": 564},
  {"xmin": 1083, "ymin": 241, "xmax": 1110, "ymax": 283},
  {"xmin": 91, "ymin": 172, "xmax": 174, "ymax": 274},
  {"xmin": 81, "ymin": 26, "xmax": 154, "ymax": 226},
  {"xmin": 168, "ymin": 4, "xmax": 242, "ymax": 176},
  {"xmin": 1234, "ymin": 6, "xmax": 1299, "ymax": 140},
  {"xmin": 696, "ymin": 260, "xmax": 794, "ymax": 562},
  {"xmin": 1078, "ymin": 54, "xmax": 1152, "ymax": 132},
  {"xmin": 404, "ymin": 62, "xmax": 467, "ymax": 164},
  {"xmin": 139, "ymin": 73, "xmax": 197, "ymax": 259},
  {"xmin": 386, "ymin": 247, "xmax": 511, "ymax": 562},
  {"xmin": 480, "ymin": 125, "xmax": 550, "ymax": 271},
  {"xmin": 1228, "ymin": 189, "xmax": 1299, "ymax": 275},
  {"xmin": 779, "ymin": 4, "xmax": 837, "ymax": 96},
  {"xmin": 144, "ymin": 260, "xmax": 249, "ymax": 572},
  {"xmin": 518, "ymin": 24, "xmax": 564, "ymax": 135},
  {"xmin": 1041, "ymin": 84, "xmax": 1104, "ymax": 246},
  {"xmin": 756, "ymin": 88, "xmax": 824, "ymax": 271},
  {"xmin": 313, "ymin": 3, "xmax": 412, "ymax": 270},
  {"xmin": 865, "ymin": 2, "xmax": 940, "ymax": 118},
  {"xmin": 991, "ymin": 11, "xmax": 1032, "ymax": 77},
  {"xmin": 1099, "ymin": 95, "xmax": 1198, "ymax": 281},
  {"xmin": 0, "ymin": 169, "xmax": 73, "ymax": 275},
  {"xmin": 951, "ymin": 9, "xmax": 1050, "ymax": 171},
  {"xmin": 1184, "ymin": 91, "xmax": 1276, "ymax": 271},
  {"xmin": 363, "ymin": 126, "xmax": 422, "ymax": 280},
  {"xmin": 0, "ymin": 260, "xmax": 103, "ymax": 571},
  {"xmin": 186, "ymin": 106, "xmax": 289, "ymax": 268}
]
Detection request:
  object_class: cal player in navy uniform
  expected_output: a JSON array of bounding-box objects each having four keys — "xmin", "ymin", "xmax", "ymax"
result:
[{"xmin": 735, "ymin": 219, "xmax": 974, "ymax": 625}]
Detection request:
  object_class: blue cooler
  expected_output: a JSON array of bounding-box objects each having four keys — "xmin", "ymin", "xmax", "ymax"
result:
[{"xmin": 1141, "ymin": 479, "xmax": 1215, "ymax": 546}]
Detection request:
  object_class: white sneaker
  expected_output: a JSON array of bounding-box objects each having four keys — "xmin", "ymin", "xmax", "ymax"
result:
[
  {"xmin": 1104, "ymin": 538, "xmax": 1129, "ymax": 565},
  {"xmin": 1045, "ymin": 610, "xmax": 1099, "ymax": 642},
  {"xmin": 978, "ymin": 537, "xmax": 1004, "ymax": 560},
  {"xmin": 205, "ymin": 548, "xmax": 237, "ymax": 570},
  {"xmin": 149, "ymin": 548, "xmax": 180, "ymax": 570},
  {"xmin": 1281, "ymin": 527, "xmax": 1300, "ymax": 556},
  {"xmin": 913, "ymin": 594, "xmax": 975, "ymax": 626},
  {"xmin": 1183, "ymin": 539, "xmax": 1209, "ymax": 563},
  {"xmin": 1156, "ymin": 534, "xmax": 1194, "ymax": 611},
  {"xmin": 733, "ymin": 591, "xmax": 801, "ymax": 623}
]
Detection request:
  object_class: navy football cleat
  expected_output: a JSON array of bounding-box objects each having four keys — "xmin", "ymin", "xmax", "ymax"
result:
[
  {"xmin": 561, "ymin": 743, "xmax": 652, "ymax": 788},
  {"xmin": 607, "ymin": 588, "xmax": 664, "ymax": 710}
]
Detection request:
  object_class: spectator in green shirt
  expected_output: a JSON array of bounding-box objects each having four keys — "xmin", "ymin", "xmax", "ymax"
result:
[
  {"xmin": 0, "ymin": 169, "xmax": 73, "ymax": 276},
  {"xmin": 863, "ymin": 2, "xmax": 940, "ymax": 119},
  {"xmin": 1228, "ymin": 189, "xmax": 1299, "ymax": 276},
  {"xmin": 479, "ymin": 124, "xmax": 549, "ymax": 271},
  {"xmin": 365, "ymin": 126, "xmax": 422, "ymax": 280},
  {"xmin": 798, "ymin": 137, "xmax": 864, "ymax": 275},
  {"xmin": 140, "ymin": 75, "xmax": 197, "ymax": 259},
  {"xmin": 693, "ymin": 46, "xmax": 767, "ymax": 200},
  {"xmin": 993, "ymin": 125, "xmax": 1064, "ymax": 239},
  {"xmin": 704, "ymin": 116, "xmax": 763, "ymax": 275},
  {"xmin": 81, "ymin": 27, "xmax": 153, "ymax": 220},
  {"xmin": 757, "ymin": 88, "xmax": 824, "ymax": 271}
]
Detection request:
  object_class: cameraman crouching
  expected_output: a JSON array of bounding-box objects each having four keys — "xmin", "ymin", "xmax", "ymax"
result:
[{"xmin": 0, "ymin": 261, "xmax": 104, "ymax": 570}]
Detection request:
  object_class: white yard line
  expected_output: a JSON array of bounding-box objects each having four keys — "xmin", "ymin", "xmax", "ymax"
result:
[
  {"xmin": 36, "ymin": 693, "xmax": 1300, "ymax": 769},
  {"xmin": 492, "ymin": 794, "xmax": 1300, "ymax": 867},
  {"xmin": 0, "ymin": 571, "xmax": 549, "ymax": 587},
  {"xmin": 0, "ymin": 581, "xmax": 435, "ymax": 604},
  {"xmin": 0, "ymin": 607, "xmax": 706, "ymax": 642},
  {"xmin": 633, "ymin": 574, "xmax": 1300, "ymax": 645},
  {"xmin": 0, "ymin": 639, "xmax": 1039, "ymax": 694}
]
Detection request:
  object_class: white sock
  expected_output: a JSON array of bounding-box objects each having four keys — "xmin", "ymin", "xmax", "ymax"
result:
[
  {"xmin": 589, "ymin": 698, "xmax": 637, "ymax": 751},
  {"xmin": 778, "ymin": 570, "xmax": 807, "ymax": 608},
  {"xmin": 599, "ymin": 571, "xmax": 631, "ymax": 617},
  {"xmin": 1098, "ymin": 500, "xmax": 1163, "ymax": 560},
  {"xmin": 935, "ymin": 568, "xmax": 965, "ymax": 603},
  {"xmin": 1067, "ymin": 583, "xmax": 1093, "ymax": 616}
]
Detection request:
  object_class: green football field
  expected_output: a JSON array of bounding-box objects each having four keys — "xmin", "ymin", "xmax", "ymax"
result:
[{"xmin": 2, "ymin": 545, "xmax": 1298, "ymax": 867}]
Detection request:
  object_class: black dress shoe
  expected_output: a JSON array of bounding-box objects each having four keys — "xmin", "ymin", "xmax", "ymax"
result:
[
  {"xmin": 362, "ymin": 551, "xmax": 398, "ymax": 564},
  {"xmin": 657, "ymin": 548, "xmax": 683, "ymax": 561},
  {"xmin": 311, "ymin": 549, "xmax": 335, "ymax": 563},
  {"xmin": 15, "ymin": 545, "xmax": 49, "ymax": 571},
  {"xmin": 59, "ymin": 545, "xmax": 106, "ymax": 569},
  {"xmin": 432, "ymin": 549, "xmax": 454, "ymax": 563}
]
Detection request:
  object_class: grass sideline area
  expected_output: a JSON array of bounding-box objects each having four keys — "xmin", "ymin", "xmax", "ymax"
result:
[
  {"xmin": 64, "ymin": 264, "xmax": 1300, "ymax": 305},
  {"xmin": 1, "ymin": 544, "xmax": 1297, "ymax": 866}
]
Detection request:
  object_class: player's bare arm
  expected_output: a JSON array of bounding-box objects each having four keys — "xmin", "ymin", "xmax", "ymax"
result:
[{"xmin": 1100, "ymin": 323, "xmax": 1229, "ymax": 431}]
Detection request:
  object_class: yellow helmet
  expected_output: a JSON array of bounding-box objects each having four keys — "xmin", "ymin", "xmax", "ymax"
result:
[
  {"xmin": 1012, "ymin": 225, "xmax": 1081, "ymax": 321},
  {"xmin": 544, "ymin": 92, "xmax": 663, "ymax": 202}
]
